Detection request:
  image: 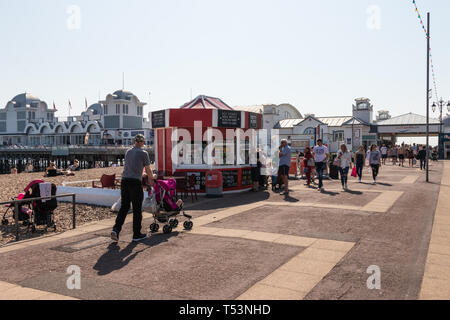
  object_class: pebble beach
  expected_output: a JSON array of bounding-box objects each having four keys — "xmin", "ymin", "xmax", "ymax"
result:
[{"xmin": 0, "ymin": 166, "xmax": 125, "ymax": 246}]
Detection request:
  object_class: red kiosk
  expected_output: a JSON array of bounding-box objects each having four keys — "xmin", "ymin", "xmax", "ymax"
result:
[{"xmin": 150, "ymin": 95, "xmax": 262, "ymax": 194}]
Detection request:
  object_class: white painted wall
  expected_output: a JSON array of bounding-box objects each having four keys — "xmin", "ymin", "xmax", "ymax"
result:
[{"xmin": 57, "ymin": 186, "xmax": 123, "ymax": 207}]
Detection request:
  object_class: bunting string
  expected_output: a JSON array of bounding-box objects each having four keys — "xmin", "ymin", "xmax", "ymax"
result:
[{"xmin": 413, "ymin": 0, "xmax": 439, "ymax": 103}]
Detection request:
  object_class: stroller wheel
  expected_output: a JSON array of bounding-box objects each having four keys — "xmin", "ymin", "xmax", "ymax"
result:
[
  {"xmin": 163, "ymin": 225, "xmax": 172, "ymax": 234},
  {"xmin": 169, "ymin": 219, "xmax": 179, "ymax": 228},
  {"xmin": 150, "ymin": 223, "xmax": 159, "ymax": 233},
  {"xmin": 1, "ymin": 219, "xmax": 8, "ymax": 226},
  {"xmin": 183, "ymin": 221, "xmax": 193, "ymax": 230}
]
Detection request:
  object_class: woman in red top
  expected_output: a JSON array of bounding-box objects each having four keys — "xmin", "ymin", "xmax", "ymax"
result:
[{"xmin": 303, "ymin": 147, "xmax": 314, "ymax": 187}]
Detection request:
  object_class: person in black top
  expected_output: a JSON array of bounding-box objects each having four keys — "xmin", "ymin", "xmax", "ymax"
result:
[
  {"xmin": 418, "ymin": 146, "xmax": 427, "ymax": 170},
  {"xmin": 111, "ymin": 134, "xmax": 154, "ymax": 243},
  {"xmin": 355, "ymin": 146, "xmax": 366, "ymax": 183}
]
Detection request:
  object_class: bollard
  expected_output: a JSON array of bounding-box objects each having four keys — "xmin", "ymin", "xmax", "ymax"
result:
[
  {"xmin": 14, "ymin": 202, "xmax": 19, "ymax": 242},
  {"xmin": 72, "ymin": 194, "xmax": 76, "ymax": 229}
]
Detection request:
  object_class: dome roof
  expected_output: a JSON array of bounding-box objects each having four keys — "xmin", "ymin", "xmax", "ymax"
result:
[
  {"xmin": 87, "ymin": 103, "xmax": 103, "ymax": 115},
  {"xmin": 11, "ymin": 93, "xmax": 41, "ymax": 107},
  {"xmin": 112, "ymin": 90, "xmax": 135, "ymax": 100}
]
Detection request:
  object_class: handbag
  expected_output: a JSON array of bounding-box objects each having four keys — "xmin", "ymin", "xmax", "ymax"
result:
[
  {"xmin": 142, "ymin": 189, "xmax": 158, "ymax": 214},
  {"xmin": 351, "ymin": 166, "xmax": 357, "ymax": 177},
  {"xmin": 111, "ymin": 197, "xmax": 135, "ymax": 213},
  {"xmin": 307, "ymin": 158, "xmax": 315, "ymax": 167},
  {"xmin": 333, "ymin": 158, "xmax": 341, "ymax": 167},
  {"xmin": 111, "ymin": 198, "xmax": 121, "ymax": 212}
]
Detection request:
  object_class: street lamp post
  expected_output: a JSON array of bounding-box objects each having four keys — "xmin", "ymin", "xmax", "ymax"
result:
[
  {"xmin": 426, "ymin": 12, "xmax": 430, "ymax": 182},
  {"xmin": 432, "ymin": 98, "xmax": 450, "ymax": 159}
]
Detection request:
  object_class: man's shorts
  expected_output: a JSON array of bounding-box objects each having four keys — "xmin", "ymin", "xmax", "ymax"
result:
[
  {"xmin": 279, "ymin": 165, "xmax": 290, "ymax": 176},
  {"xmin": 399, "ymin": 155, "xmax": 405, "ymax": 160},
  {"xmin": 382, "ymin": 154, "xmax": 388, "ymax": 159}
]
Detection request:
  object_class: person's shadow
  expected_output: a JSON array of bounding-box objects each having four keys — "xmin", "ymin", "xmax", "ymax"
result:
[
  {"xmin": 284, "ymin": 194, "xmax": 300, "ymax": 202},
  {"xmin": 93, "ymin": 233, "xmax": 177, "ymax": 276},
  {"xmin": 321, "ymin": 190, "xmax": 339, "ymax": 196},
  {"xmin": 376, "ymin": 182, "xmax": 392, "ymax": 187},
  {"xmin": 344, "ymin": 189, "xmax": 363, "ymax": 195}
]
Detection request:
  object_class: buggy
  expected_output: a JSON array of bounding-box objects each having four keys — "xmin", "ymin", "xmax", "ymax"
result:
[
  {"xmin": 1, "ymin": 180, "xmax": 57, "ymax": 233},
  {"xmin": 146, "ymin": 179, "xmax": 193, "ymax": 234}
]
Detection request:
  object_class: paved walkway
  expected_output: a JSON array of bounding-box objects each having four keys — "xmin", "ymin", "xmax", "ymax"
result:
[
  {"xmin": 420, "ymin": 161, "xmax": 450, "ymax": 299},
  {"xmin": 0, "ymin": 161, "xmax": 446, "ymax": 300}
]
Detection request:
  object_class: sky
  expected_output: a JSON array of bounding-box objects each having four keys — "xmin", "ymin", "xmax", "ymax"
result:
[{"xmin": 0, "ymin": 0, "xmax": 449, "ymax": 137}]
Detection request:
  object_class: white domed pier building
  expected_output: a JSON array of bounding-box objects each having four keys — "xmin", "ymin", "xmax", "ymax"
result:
[{"xmin": 0, "ymin": 90, "xmax": 153, "ymax": 146}]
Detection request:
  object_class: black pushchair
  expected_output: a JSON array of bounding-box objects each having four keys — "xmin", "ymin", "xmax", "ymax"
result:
[
  {"xmin": 1, "ymin": 180, "xmax": 58, "ymax": 233},
  {"xmin": 29, "ymin": 182, "xmax": 58, "ymax": 232}
]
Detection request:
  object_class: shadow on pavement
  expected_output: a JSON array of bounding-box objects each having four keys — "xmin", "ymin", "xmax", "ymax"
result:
[
  {"xmin": 376, "ymin": 182, "xmax": 393, "ymax": 187},
  {"xmin": 93, "ymin": 232, "xmax": 178, "ymax": 276},
  {"xmin": 345, "ymin": 190, "xmax": 363, "ymax": 195},
  {"xmin": 284, "ymin": 194, "xmax": 300, "ymax": 202},
  {"xmin": 321, "ymin": 190, "xmax": 340, "ymax": 196},
  {"xmin": 188, "ymin": 192, "xmax": 271, "ymax": 211}
]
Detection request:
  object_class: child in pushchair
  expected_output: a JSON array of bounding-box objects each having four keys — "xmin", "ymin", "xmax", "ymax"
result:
[
  {"xmin": 145, "ymin": 178, "xmax": 193, "ymax": 234},
  {"xmin": 1, "ymin": 180, "xmax": 57, "ymax": 233}
]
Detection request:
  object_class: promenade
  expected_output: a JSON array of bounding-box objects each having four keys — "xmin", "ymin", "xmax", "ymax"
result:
[{"xmin": 0, "ymin": 161, "xmax": 448, "ymax": 300}]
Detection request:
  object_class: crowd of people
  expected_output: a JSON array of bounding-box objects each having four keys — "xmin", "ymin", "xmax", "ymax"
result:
[
  {"xmin": 378, "ymin": 143, "xmax": 438, "ymax": 170},
  {"xmin": 249, "ymin": 141, "xmax": 439, "ymax": 196}
]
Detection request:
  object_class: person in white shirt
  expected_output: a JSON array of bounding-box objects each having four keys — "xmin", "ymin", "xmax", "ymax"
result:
[
  {"xmin": 368, "ymin": 144, "xmax": 382, "ymax": 184},
  {"xmin": 336, "ymin": 144, "xmax": 353, "ymax": 190},
  {"xmin": 312, "ymin": 139, "xmax": 329, "ymax": 192},
  {"xmin": 380, "ymin": 144, "xmax": 388, "ymax": 165}
]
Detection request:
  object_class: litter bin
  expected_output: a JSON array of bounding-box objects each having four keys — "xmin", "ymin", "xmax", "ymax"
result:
[
  {"xmin": 205, "ymin": 170, "xmax": 223, "ymax": 198},
  {"xmin": 289, "ymin": 157, "xmax": 298, "ymax": 178}
]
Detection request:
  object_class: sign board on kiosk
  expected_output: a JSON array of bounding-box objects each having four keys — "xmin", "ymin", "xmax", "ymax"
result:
[
  {"xmin": 249, "ymin": 113, "xmax": 258, "ymax": 129},
  {"xmin": 152, "ymin": 110, "xmax": 166, "ymax": 128},
  {"xmin": 218, "ymin": 110, "xmax": 241, "ymax": 128}
]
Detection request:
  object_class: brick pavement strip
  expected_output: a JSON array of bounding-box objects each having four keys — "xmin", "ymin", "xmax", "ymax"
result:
[
  {"xmin": 360, "ymin": 191, "xmax": 404, "ymax": 213},
  {"xmin": 237, "ymin": 242, "xmax": 355, "ymax": 300},
  {"xmin": 0, "ymin": 281, "xmax": 77, "ymax": 300},
  {"xmin": 420, "ymin": 161, "xmax": 450, "ymax": 300}
]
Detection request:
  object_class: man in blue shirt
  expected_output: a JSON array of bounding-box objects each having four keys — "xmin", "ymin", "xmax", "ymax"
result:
[{"xmin": 278, "ymin": 139, "xmax": 292, "ymax": 195}]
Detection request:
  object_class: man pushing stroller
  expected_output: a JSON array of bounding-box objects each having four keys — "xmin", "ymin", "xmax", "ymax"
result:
[{"xmin": 111, "ymin": 134, "xmax": 154, "ymax": 243}]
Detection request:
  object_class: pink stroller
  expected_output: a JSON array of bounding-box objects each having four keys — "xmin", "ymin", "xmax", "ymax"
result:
[{"xmin": 148, "ymin": 179, "xmax": 193, "ymax": 234}]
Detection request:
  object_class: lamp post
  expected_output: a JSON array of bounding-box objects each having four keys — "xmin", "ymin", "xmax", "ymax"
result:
[
  {"xmin": 425, "ymin": 12, "xmax": 430, "ymax": 182},
  {"xmin": 432, "ymin": 98, "xmax": 450, "ymax": 159}
]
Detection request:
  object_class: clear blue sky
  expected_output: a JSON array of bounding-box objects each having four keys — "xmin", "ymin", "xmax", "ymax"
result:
[{"xmin": 0, "ymin": 0, "xmax": 449, "ymax": 124}]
